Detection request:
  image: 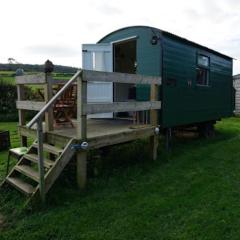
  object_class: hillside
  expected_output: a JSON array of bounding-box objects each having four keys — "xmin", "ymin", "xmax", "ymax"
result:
[{"xmin": 0, "ymin": 63, "xmax": 78, "ymax": 74}]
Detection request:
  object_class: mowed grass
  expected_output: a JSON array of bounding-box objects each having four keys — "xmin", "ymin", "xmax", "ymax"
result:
[
  {"xmin": 0, "ymin": 71, "xmax": 73, "ymax": 85},
  {"xmin": 1, "ymin": 118, "xmax": 240, "ymax": 239},
  {"xmin": 0, "ymin": 71, "xmax": 15, "ymax": 84},
  {"xmin": 0, "ymin": 122, "xmax": 19, "ymax": 181}
]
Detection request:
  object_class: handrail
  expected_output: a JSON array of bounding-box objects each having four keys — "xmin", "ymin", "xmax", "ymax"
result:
[
  {"xmin": 21, "ymin": 68, "xmax": 160, "ymax": 203},
  {"xmin": 27, "ymin": 69, "xmax": 82, "ymax": 128},
  {"xmin": 83, "ymin": 70, "xmax": 162, "ymax": 85},
  {"xmin": 25, "ymin": 69, "xmax": 82, "ymax": 203}
]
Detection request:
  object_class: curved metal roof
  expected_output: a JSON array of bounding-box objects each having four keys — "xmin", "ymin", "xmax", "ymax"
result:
[{"xmin": 98, "ymin": 25, "xmax": 232, "ymax": 60}]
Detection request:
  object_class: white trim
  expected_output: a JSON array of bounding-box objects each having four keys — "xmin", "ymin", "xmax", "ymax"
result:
[
  {"xmin": 233, "ymin": 74, "xmax": 240, "ymax": 80},
  {"xmin": 82, "ymin": 44, "xmax": 112, "ymax": 52},
  {"xmin": 111, "ymin": 35, "xmax": 138, "ymax": 45}
]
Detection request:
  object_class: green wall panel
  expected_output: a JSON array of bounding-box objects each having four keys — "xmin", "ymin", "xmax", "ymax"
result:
[
  {"xmin": 99, "ymin": 26, "xmax": 234, "ymax": 128},
  {"xmin": 99, "ymin": 27, "xmax": 161, "ymax": 101},
  {"xmin": 161, "ymin": 34, "xmax": 233, "ymax": 127}
]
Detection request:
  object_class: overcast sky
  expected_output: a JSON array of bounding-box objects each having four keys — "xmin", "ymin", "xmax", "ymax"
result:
[{"xmin": 1, "ymin": 0, "xmax": 240, "ymax": 74}]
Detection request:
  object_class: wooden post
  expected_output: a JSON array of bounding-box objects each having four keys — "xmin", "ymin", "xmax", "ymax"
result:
[
  {"xmin": 76, "ymin": 151, "xmax": 87, "ymax": 189},
  {"xmin": 76, "ymin": 73, "xmax": 87, "ymax": 189},
  {"xmin": 44, "ymin": 73, "xmax": 53, "ymax": 131},
  {"xmin": 17, "ymin": 84, "xmax": 27, "ymax": 146},
  {"xmin": 150, "ymin": 84, "xmax": 159, "ymax": 160},
  {"xmin": 36, "ymin": 117, "xmax": 45, "ymax": 203}
]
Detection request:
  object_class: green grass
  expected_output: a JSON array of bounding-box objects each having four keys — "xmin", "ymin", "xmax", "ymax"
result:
[
  {"xmin": 0, "ymin": 71, "xmax": 73, "ymax": 85},
  {"xmin": 1, "ymin": 118, "xmax": 240, "ymax": 239},
  {"xmin": 0, "ymin": 71, "xmax": 15, "ymax": 84},
  {"xmin": 0, "ymin": 122, "xmax": 19, "ymax": 182}
]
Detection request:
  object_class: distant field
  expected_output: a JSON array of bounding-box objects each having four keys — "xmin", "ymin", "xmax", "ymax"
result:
[
  {"xmin": 0, "ymin": 71, "xmax": 73, "ymax": 85},
  {"xmin": 0, "ymin": 71, "xmax": 15, "ymax": 74},
  {"xmin": 0, "ymin": 71, "xmax": 15, "ymax": 84}
]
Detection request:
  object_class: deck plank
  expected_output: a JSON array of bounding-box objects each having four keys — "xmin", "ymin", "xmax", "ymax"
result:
[
  {"xmin": 20, "ymin": 119, "xmax": 155, "ymax": 149},
  {"xmin": 53, "ymin": 119, "xmax": 155, "ymax": 148}
]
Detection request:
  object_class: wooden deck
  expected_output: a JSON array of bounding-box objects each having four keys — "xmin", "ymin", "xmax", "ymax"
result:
[
  {"xmin": 20, "ymin": 118, "xmax": 156, "ymax": 149},
  {"xmin": 10, "ymin": 69, "xmax": 161, "ymax": 202},
  {"xmin": 52, "ymin": 118, "xmax": 155, "ymax": 149},
  {"xmin": 53, "ymin": 119, "xmax": 135, "ymax": 138}
]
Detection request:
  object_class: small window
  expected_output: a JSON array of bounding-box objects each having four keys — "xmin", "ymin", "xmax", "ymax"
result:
[
  {"xmin": 197, "ymin": 68, "xmax": 208, "ymax": 85},
  {"xmin": 198, "ymin": 55, "xmax": 209, "ymax": 67},
  {"xmin": 196, "ymin": 54, "xmax": 210, "ymax": 86}
]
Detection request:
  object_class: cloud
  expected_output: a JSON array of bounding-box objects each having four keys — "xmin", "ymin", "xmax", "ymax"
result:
[
  {"xmin": 0, "ymin": 0, "xmax": 239, "ymax": 73},
  {"xmin": 184, "ymin": 8, "xmax": 202, "ymax": 19},
  {"xmin": 85, "ymin": 21, "xmax": 103, "ymax": 31},
  {"xmin": 24, "ymin": 45, "xmax": 81, "ymax": 57},
  {"xmin": 96, "ymin": 3, "xmax": 123, "ymax": 15},
  {"xmin": 216, "ymin": 37, "xmax": 240, "ymax": 58}
]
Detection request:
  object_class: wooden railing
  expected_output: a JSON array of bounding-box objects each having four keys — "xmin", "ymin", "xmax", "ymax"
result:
[
  {"xmin": 16, "ymin": 72, "xmax": 76, "ymax": 140},
  {"xmin": 76, "ymin": 70, "xmax": 161, "ymax": 140},
  {"xmin": 16, "ymin": 70, "xmax": 82, "ymax": 202},
  {"xmin": 16, "ymin": 70, "xmax": 162, "ymax": 139},
  {"xmin": 16, "ymin": 69, "xmax": 162, "ymax": 201}
]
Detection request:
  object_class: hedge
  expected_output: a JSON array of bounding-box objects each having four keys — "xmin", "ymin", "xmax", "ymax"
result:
[
  {"xmin": 0, "ymin": 81, "xmax": 18, "ymax": 121},
  {"xmin": 0, "ymin": 81, "xmax": 38, "ymax": 122}
]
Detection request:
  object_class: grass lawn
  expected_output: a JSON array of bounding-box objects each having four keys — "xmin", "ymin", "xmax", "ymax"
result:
[
  {"xmin": 1, "ymin": 118, "xmax": 240, "ymax": 239},
  {"xmin": 0, "ymin": 71, "xmax": 15, "ymax": 84},
  {"xmin": 0, "ymin": 71, "xmax": 73, "ymax": 85},
  {"xmin": 0, "ymin": 122, "xmax": 19, "ymax": 181}
]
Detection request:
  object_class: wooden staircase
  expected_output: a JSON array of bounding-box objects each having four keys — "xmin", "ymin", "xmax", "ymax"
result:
[
  {"xmin": 1, "ymin": 70, "xmax": 83, "ymax": 203},
  {"xmin": 2, "ymin": 138, "xmax": 76, "ymax": 200}
]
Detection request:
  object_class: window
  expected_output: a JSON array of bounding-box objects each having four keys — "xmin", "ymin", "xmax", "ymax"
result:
[
  {"xmin": 196, "ymin": 54, "xmax": 210, "ymax": 86},
  {"xmin": 197, "ymin": 68, "xmax": 208, "ymax": 85},
  {"xmin": 198, "ymin": 55, "xmax": 209, "ymax": 67}
]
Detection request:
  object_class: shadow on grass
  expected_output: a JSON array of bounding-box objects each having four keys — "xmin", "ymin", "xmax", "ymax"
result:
[
  {"xmin": 1, "ymin": 118, "xmax": 240, "ymax": 215},
  {"xmin": 47, "ymin": 121, "xmax": 240, "ymax": 206}
]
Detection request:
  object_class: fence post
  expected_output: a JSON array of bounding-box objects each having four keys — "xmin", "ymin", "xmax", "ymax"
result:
[
  {"xmin": 44, "ymin": 73, "xmax": 53, "ymax": 131},
  {"xmin": 150, "ymin": 84, "xmax": 159, "ymax": 160},
  {"xmin": 17, "ymin": 84, "xmax": 27, "ymax": 147},
  {"xmin": 76, "ymin": 72, "xmax": 87, "ymax": 189},
  {"xmin": 36, "ymin": 117, "xmax": 45, "ymax": 203}
]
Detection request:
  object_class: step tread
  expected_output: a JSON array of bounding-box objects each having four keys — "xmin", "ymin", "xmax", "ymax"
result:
[
  {"xmin": 15, "ymin": 165, "xmax": 39, "ymax": 182},
  {"xmin": 24, "ymin": 153, "xmax": 55, "ymax": 168},
  {"xmin": 33, "ymin": 143, "xmax": 63, "ymax": 155},
  {"xmin": 6, "ymin": 177, "xmax": 35, "ymax": 195}
]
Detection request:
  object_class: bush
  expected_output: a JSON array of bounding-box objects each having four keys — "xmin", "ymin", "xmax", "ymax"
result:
[
  {"xmin": 0, "ymin": 81, "xmax": 37, "ymax": 122},
  {"xmin": 0, "ymin": 81, "xmax": 18, "ymax": 121}
]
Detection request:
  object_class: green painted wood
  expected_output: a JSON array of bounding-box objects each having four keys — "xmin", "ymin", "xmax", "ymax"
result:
[
  {"xmin": 99, "ymin": 26, "xmax": 234, "ymax": 128},
  {"xmin": 99, "ymin": 26, "xmax": 162, "ymax": 101},
  {"xmin": 161, "ymin": 34, "xmax": 233, "ymax": 127}
]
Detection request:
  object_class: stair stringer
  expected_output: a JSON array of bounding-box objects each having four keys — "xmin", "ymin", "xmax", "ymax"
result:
[
  {"xmin": 31, "ymin": 138, "xmax": 77, "ymax": 200},
  {"xmin": 0, "ymin": 142, "xmax": 37, "ymax": 189}
]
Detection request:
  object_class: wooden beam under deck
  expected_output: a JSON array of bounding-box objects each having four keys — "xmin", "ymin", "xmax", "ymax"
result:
[
  {"xmin": 18, "ymin": 125, "xmax": 72, "ymax": 148},
  {"xmin": 19, "ymin": 125, "xmax": 37, "ymax": 139},
  {"xmin": 88, "ymin": 126, "xmax": 155, "ymax": 149},
  {"xmin": 55, "ymin": 121, "xmax": 156, "ymax": 149},
  {"xmin": 19, "ymin": 119, "xmax": 156, "ymax": 149}
]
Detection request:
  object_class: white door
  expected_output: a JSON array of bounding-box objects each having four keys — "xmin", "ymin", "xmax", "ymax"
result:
[{"xmin": 82, "ymin": 43, "xmax": 113, "ymax": 118}]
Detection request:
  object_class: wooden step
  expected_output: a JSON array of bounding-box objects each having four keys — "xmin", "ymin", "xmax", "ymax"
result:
[
  {"xmin": 33, "ymin": 143, "xmax": 63, "ymax": 156},
  {"xmin": 15, "ymin": 165, "xmax": 39, "ymax": 182},
  {"xmin": 24, "ymin": 153, "xmax": 55, "ymax": 168},
  {"xmin": 6, "ymin": 177, "xmax": 35, "ymax": 195}
]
